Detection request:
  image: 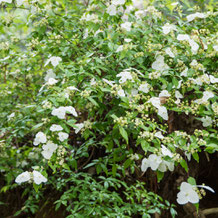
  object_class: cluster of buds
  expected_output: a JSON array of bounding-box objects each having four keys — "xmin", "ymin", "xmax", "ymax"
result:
[
  {"xmin": 56, "ymin": 145, "xmax": 66, "ymax": 166},
  {"xmin": 83, "ymin": 120, "xmax": 92, "ymax": 130},
  {"xmin": 149, "ymin": 71, "xmax": 161, "ymax": 79},
  {"xmin": 114, "ymin": 117, "xmax": 128, "ymax": 127},
  {"xmin": 80, "ymin": 90, "xmax": 92, "ymax": 98},
  {"xmin": 134, "ymin": 118, "xmax": 143, "ymax": 127},
  {"xmin": 28, "ymin": 38, "xmax": 40, "ymax": 48},
  {"xmin": 194, "ymin": 129, "xmax": 209, "ymax": 137},
  {"xmin": 138, "ymin": 131, "xmax": 154, "ymax": 141},
  {"xmin": 173, "ymin": 153, "xmax": 182, "ymax": 162},
  {"xmin": 134, "ymin": 52, "xmax": 144, "ymax": 58}
]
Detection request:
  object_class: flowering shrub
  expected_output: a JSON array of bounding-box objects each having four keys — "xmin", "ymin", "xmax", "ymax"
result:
[{"xmin": 0, "ymin": 0, "xmax": 217, "ymax": 217}]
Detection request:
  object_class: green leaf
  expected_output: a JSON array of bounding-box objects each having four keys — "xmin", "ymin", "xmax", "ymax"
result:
[
  {"xmin": 119, "ymin": 126, "xmax": 128, "ymax": 144},
  {"xmin": 187, "ymin": 177, "xmax": 196, "ymax": 186},
  {"xmin": 180, "ymin": 159, "xmax": 188, "ymax": 172},
  {"xmin": 157, "ymin": 171, "xmax": 164, "ymax": 182},
  {"xmin": 192, "ymin": 153, "xmax": 199, "ymax": 163},
  {"xmin": 123, "ymin": 159, "xmax": 132, "ymax": 169}
]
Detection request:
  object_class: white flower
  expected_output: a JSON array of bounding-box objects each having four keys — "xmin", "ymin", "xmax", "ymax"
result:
[
  {"xmin": 107, "ymin": 4, "xmax": 117, "ymax": 16},
  {"xmin": 161, "ymin": 145, "xmax": 173, "ymax": 157},
  {"xmin": 44, "ymin": 69, "xmax": 56, "ymax": 82},
  {"xmin": 47, "ymin": 78, "xmax": 58, "ymax": 85},
  {"xmin": 158, "ymin": 106, "xmax": 168, "ymax": 120},
  {"xmin": 45, "ymin": 56, "xmax": 62, "ymax": 67},
  {"xmin": 209, "ymin": 75, "xmax": 218, "ymax": 83},
  {"xmin": 177, "ymin": 34, "xmax": 190, "ymax": 41},
  {"xmin": 177, "ymin": 182, "xmax": 199, "ymax": 204},
  {"xmin": 152, "ymin": 55, "xmax": 169, "ymax": 72},
  {"xmin": 41, "ymin": 141, "xmax": 58, "ymax": 159},
  {"xmin": 165, "ymin": 47, "xmax": 175, "ymax": 58},
  {"xmin": 51, "ymin": 106, "xmax": 77, "ymax": 119},
  {"xmin": 74, "ymin": 123, "xmax": 84, "ymax": 134},
  {"xmin": 102, "ymin": 79, "xmax": 114, "ymax": 86},
  {"xmin": 154, "ymin": 131, "xmax": 164, "ymax": 139},
  {"xmin": 116, "ymin": 45, "xmax": 124, "ymax": 52},
  {"xmin": 135, "ymin": 10, "xmax": 146, "ymax": 19},
  {"xmin": 201, "ymin": 116, "xmax": 212, "ymax": 127},
  {"xmin": 51, "ymin": 107, "xmax": 66, "ymax": 119},
  {"xmin": 162, "ymin": 23, "xmax": 176, "ymax": 35},
  {"xmin": 118, "ymin": 89, "xmax": 125, "ymax": 97},
  {"xmin": 67, "ymin": 86, "xmax": 79, "ymax": 91},
  {"xmin": 159, "ymin": 90, "xmax": 171, "ymax": 97},
  {"xmin": 148, "ymin": 154, "xmax": 162, "ymax": 170},
  {"xmin": 138, "ymin": 83, "xmax": 149, "ymax": 93},
  {"xmin": 58, "ymin": 132, "xmax": 69, "ymax": 142},
  {"xmin": 141, "ymin": 158, "xmax": 149, "ymax": 172},
  {"xmin": 15, "ymin": 171, "xmax": 31, "ymax": 184},
  {"xmin": 148, "ymin": 97, "xmax": 161, "ymax": 108},
  {"xmin": 16, "ymin": 0, "xmax": 24, "ymax": 6},
  {"xmin": 121, "ymin": 22, "xmax": 132, "ymax": 31},
  {"xmin": 50, "ymin": 124, "xmax": 63, "ymax": 132},
  {"xmin": 177, "ymin": 35, "xmax": 199, "ymax": 54},
  {"xmin": 112, "ymin": 0, "xmax": 125, "ymax": 5},
  {"xmin": 202, "ymin": 91, "xmax": 214, "ymax": 101},
  {"xmin": 124, "ymin": 38, "xmax": 132, "ymax": 43},
  {"xmin": 188, "ymin": 39, "xmax": 199, "ymax": 54},
  {"xmin": 187, "ymin": 12, "xmax": 206, "ymax": 22},
  {"xmin": 175, "ymin": 91, "xmax": 183, "ymax": 99},
  {"xmin": 33, "ymin": 132, "xmax": 47, "ymax": 146},
  {"xmin": 116, "ymin": 71, "xmax": 133, "ymax": 83},
  {"xmin": 65, "ymin": 106, "xmax": 78, "ymax": 117},
  {"xmin": 33, "ymin": 171, "xmax": 47, "ymax": 185}
]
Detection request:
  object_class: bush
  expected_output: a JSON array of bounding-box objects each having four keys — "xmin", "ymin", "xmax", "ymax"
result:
[{"xmin": 0, "ymin": 0, "xmax": 217, "ymax": 217}]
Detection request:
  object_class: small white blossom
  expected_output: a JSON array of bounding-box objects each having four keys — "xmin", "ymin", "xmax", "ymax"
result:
[
  {"xmin": 201, "ymin": 116, "xmax": 212, "ymax": 127},
  {"xmin": 33, "ymin": 171, "xmax": 47, "ymax": 185},
  {"xmin": 117, "ymin": 71, "xmax": 133, "ymax": 83},
  {"xmin": 121, "ymin": 22, "xmax": 132, "ymax": 31},
  {"xmin": 165, "ymin": 47, "xmax": 175, "ymax": 58},
  {"xmin": 209, "ymin": 75, "xmax": 218, "ymax": 84},
  {"xmin": 74, "ymin": 123, "xmax": 84, "ymax": 134},
  {"xmin": 41, "ymin": 141, "xmax": 58, "ymax": 159},
  {"xmin": 158, "ymin": 106, "xmax": 168, "ymax": 120},
  {"xmin": 116, "ymin": 45, "xmax": 124, "ymax": 53},
  {"xmin": 51, "ymin": 107, "xmax": 66, "ymax": 119},
  {"xmin": 15, "ymin": 171, "xmax": 31, "ymax": 184},
  {"xmin": 117, "ymin": 89, "xmax": 125, "ymax": 97},
  {"xmin": 161, "ymin": 145, "xmax": 173, "ymax": 157},
  {"xmin": 138, "ymin": 83, "xmax": 149, "ymax": 93},
  {"xmin": 177, "ymin": 182, "xmax": 199, "ymax": 204},
  {"xmin": 45, "ymin": 56, "xmax": 62, "ymax": 67},
  {"xmin": 50, "ymin": 124, "xmax": 63, "ymax": 132},
  {"xmin": 44, "ymin": 69, "xmax": 56, "ymax": 82},
  {"xmin": 33, "ymin": 132, "xmax": 47, "ymax": 146},
  {"xmin": 154, "ymin": 131, "xmax": 164, "ymax": 139},
  {"xmin": 47, "ymin": 78, "xmax": 58, "ymax": 85},
  {"xmin": 152, "ymin": 55, "xmax": 169, "ymax": 72},
  {"xmin": 187, "ymin": 12, "xmax": 206, "ymax": 22},
  {"xmin": 159, "ymin": 90, "xmax": 171, "ymax": 97},
  {"xmin": 162, "ymin": 23, "xmax": 176, "ymax": 35},
  {"xmin": 58, "ymin": 132, "xmax": 69, "ymax": 142}
]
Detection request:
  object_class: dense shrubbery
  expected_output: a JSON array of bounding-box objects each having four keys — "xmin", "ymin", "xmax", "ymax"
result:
[{"xmin": 0, "ymin": 0, "xmax": 217, "ymax": 217}]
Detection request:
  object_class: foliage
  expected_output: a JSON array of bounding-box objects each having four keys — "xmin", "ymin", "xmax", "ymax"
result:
[{"xmin": 0, "ymin": 0, "xmax": 217, "ymax": 217}]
